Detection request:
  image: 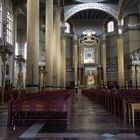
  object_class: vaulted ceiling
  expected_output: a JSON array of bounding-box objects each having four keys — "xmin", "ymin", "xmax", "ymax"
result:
[
  {"xmin": 12, "ymin": 0, "xmax": 139, "ymax": 23},
  {"xmin": 64, "ymin": 0, "xmax": 139, "ymax": 22},
  {"xmin": 69, "ymin": 9, "xmax": 110, "ymax": 20},
  {"xmin": 64, "ymin": 0, "xmax": 119, "ymax": 5}
]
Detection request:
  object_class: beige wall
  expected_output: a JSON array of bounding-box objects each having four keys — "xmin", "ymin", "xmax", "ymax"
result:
[
  {"xmin": 124, "ymin": 15, "xmax": 139, "ymax": 26},
  {"xmin": 123, "ymin": 29, "xmax": 140, "ymax": 53},
  {"xmin": 106, "ymin": 34, "xmax": 117, "ymax": 66}
]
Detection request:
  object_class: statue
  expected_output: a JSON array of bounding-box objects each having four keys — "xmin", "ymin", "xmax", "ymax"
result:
[
  {"xmin": 17, "ymin": 67, "xmax": 23, "ymax": 89},
  {"xmin": 0, "ymin": 46, "xmax": 13, "ymax": 103},
  {"xmin": 87, "ymin": 71, "xmax": 95, "ymax": 85},
  {"xmin": 14, "ymin": 55, "xmax": 26, "ymax": 89}
]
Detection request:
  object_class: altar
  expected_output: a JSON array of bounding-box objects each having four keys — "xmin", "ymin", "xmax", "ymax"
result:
[{"xmin": 78, "ymin": 30, "xmax": 102, "ymax": 87}]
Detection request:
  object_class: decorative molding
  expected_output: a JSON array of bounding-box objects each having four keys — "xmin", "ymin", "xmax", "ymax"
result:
[
  {"xmin": 65, "ymin": 3, "xmax": 119, "ymax": 21},
  {"xmin": 75, "ymin": 0, "xmax": 106, "ymax": 2},
  {"xmin": 80, "ymin": 29, "xmax": 98, "ymax": 45}
]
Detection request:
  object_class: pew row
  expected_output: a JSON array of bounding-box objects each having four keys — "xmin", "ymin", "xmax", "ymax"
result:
[
  {"xmin": 8, "ymin": 90, "xmax": 74, "ymax": 126},
  {"xmin": 82, "ymin": 89, "xmax": 140, "ymax": 127}
]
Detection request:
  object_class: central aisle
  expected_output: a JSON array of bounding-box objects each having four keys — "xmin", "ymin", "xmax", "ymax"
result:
[
  {"xmin": 36, "ymin": 93, "xmax": 140, "ymax": 139},
  {"xmin": 68, "ymin": 94, "xmax": 127, "ymax": 131}
]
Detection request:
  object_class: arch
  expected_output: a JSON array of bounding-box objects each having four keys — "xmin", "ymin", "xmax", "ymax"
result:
[
  {"xmin": 123, "ymin": 12, "xmax": 139, "ymax": 19},
  {"xmin": 65, "ymin": 3, "xmax": 119, "ymax": 21}
]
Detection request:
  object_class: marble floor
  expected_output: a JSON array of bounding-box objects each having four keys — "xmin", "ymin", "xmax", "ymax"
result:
[{"xmin": 0, "ymin": 93, "xmax": 140, "ymax": 140}]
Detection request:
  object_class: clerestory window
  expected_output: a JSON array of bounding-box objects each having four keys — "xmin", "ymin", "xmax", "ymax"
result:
[
  {"xmin": 107, "ymin": 21, "xmax": 114, "ymax": 33},
  {"xmin": 6, "ymin": 10, "xmax": 13, "ymax": 44}
]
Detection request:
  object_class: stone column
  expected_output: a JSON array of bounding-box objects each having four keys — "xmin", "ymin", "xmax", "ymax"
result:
[
  {"xmin": 61, "ymin": 35, "xmax": 66, "ymax": 88},
  {"xmin": 101, "ymin": 33, "xmax": 107, "ymax": 87},
  {"xmin": 78, "ymin": 68, "xmax": 82, "ymax": 85},
  {"xmin": 73, "ymin": 34, "xmax": 78, "ymax": 86},
  {"xmin": 138, "ymin": 4, "xmax": 140, "ymax": 25},
  {"xmin": 132, "ymin": 65, "xmax": 139, "ymax": 89},
  {"xmin": 45, "ymin": 0, "xmax": 54, "ymax": 89},
  {"xmin": 131, "ymin": 66, "xmax": 136, "ymax": 87},
  {"xmin": 138, "ymin": 2, "xmax": 140, "ymax": 14},
  {"xmin": 13, "ymin": 12, "xmax": 17, "ymax": 87},
  {"xmin": 117, "ymin": 34, "xmax": 125, "ymax": 88},
  {"xmin": 53, "ymin": 7, "xmax": 61, "ymax": 88},
  {"xmin": 26, "ymin": 0, "xmax": 39, "ymax": 91},
  {"xmin": 137, "ymin": 66, "xmax": 140, "ymax": 88},
  {"xmin": 137, "ymin": 1, "xmax": 140, "ymax": 88}
]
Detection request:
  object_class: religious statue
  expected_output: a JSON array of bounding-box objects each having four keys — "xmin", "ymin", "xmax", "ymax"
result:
[
  {"xmin": 87, "ymin": 71, "xmax": 95, "ymax": 85},
  {"xmin": 17, "ymin": 67, "xmax": 23, "ymax": 89},
  {"xmin": 14, "ymin": 55, "xmax": 26, "ymax": 89},
  {"xmin": 0, "ymin": 46, "xmax": 13, "ymax": 103}
]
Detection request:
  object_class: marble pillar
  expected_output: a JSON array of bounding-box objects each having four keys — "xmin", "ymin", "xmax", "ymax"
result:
[
  {"xmin": 101, "ymin": 34, "xmax": 107, "ymax": 87},
  {"xmin": 61, "ymin": 35, "xmax": 66, "ymax": 88},
  {"xmin": 137, "ymin": 66, "xmax": 140, "ymax": 88},
  {"xmin": 45, "ymin": 0, "xmax": 54, "ymax": 89},
  {"xmin": 131, "ymin": 66, "xmax": 136, "ymax": 87},
  {"xmin": 53, "ymin": 6, "xmax": 61, "ymax": 88},
  {"xmin": 117, "ymin": 34, "xmax": 125, "ymax": 88},
  {"xmin": 138, "ymin": 4, "xmax": 140, "ymax": 24},
  {"xmin": 26, "ymin": 0, "xmax": 39, "ymax": 91},
  {"xmin": 73, "ymin": 34, "xmax": 78, "ymax": 86},
  {"xmin": 13, "ymin": 12, "xmax": 17, "ymax": 87}
]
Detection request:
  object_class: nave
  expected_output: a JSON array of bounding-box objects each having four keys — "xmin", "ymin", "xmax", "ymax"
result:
[{"xmin": 0, "ymin": 93, "xmax": 140, "ymax": 140}]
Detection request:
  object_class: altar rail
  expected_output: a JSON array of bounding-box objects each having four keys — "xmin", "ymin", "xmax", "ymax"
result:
[
  {"xmin": 8, "ymin": 90, "xmax": 74, "ymax": 126},
  {"xmin": 82, "ymin": 89, "xmax": 140, "ymax": 126}
]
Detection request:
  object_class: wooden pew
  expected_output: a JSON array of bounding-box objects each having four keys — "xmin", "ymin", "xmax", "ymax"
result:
[
  {"xmin": 8, "ymin": 90, "xmax": 74, "ymax": 126},
  {"xmin": 82, "ymin": 89, "xmax": 140, "ymax": 127}
]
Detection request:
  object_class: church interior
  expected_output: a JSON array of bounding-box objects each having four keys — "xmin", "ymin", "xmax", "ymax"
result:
[{"xmin": 0, "ymin": 0, "xmax": 140, "ymax": 139}]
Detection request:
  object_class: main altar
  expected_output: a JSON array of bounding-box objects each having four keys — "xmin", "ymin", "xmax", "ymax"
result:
[{"xmin": 78, "ymin": 30, "xmax": 102, "ymax": 87}]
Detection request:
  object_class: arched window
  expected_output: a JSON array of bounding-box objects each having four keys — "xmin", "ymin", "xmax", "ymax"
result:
[
  {"xmin": 15, "ymin": 42, "xmax": 18, "ymax": 55},
  {"xmin": 107, "ymin": 21, "xmax": 114, "ymax": 33},
  {"xmin": 0, "ymin": 2, "xmax": 2, "ymax": 37},
  {"xmin": 65, "ymin": 22, "xmax": 70, "ymax": 33},
  {"xmin": 121, "ymin": 19, "xmax": 124, "ymax": 25},
  {"xmin": 6, "ymin": 10, "xmax": 13, "ymax": 44}
]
